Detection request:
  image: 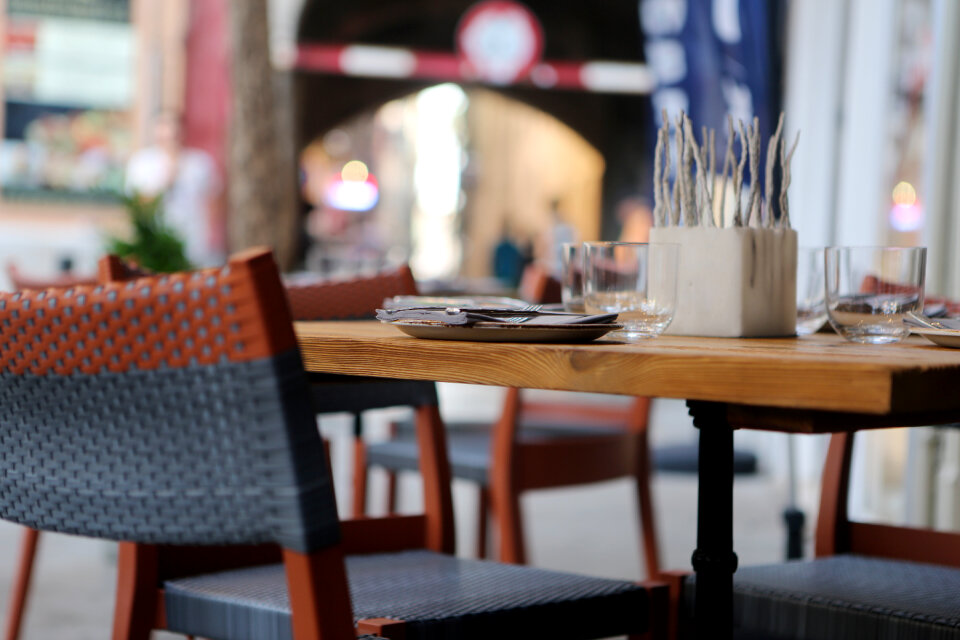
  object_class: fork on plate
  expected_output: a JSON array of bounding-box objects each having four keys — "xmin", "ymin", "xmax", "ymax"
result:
[{"xmin": 503, "ymin": 304, "xmax": 543, "ymax": 323}]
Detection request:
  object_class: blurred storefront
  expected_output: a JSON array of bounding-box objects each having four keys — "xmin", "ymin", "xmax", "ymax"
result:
[
  {"xmin": 1, "ymin": 0, "xmax": 134, "ymax": 204},
  {"xmin": 0, "ymin": 0, "xmax": 226, "ymax": 286},
  {"xmin": 0, "ymin": 0, "xmax": 654, "ymax": 289}
]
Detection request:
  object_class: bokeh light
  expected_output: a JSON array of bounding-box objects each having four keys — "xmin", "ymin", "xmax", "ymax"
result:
[
  {"xmin": 892, "ymin": 181, "xmax": 917, "ymax": 207},
  {"xmin": 324, "ymin": 160, "xmax": 379, "ymax": 211},
  {"xmin": 889, "ymin": 181, "xmax": 922, "ymax": 232},
  {"xmin": 341, "ymin": 160, "xmax": 369, "ymax": 182}
]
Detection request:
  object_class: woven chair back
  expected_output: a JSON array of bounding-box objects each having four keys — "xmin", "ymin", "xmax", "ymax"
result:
[
  {"xmin": 97, "ymin": 254, "xmax": 149, "ymax": 283},
  {"xmin": 285, "ymin": 265, "xmax": 418, "ymax": 320},
  {"xmin": 0, "ymin": 249, "xmax": 339, "ymax": 553}
]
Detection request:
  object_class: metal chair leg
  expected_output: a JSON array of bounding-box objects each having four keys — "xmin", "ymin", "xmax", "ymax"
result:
[
  {"xmin": 385, "ymin": 471, "xmax": 399, "ymax": 515},
  {"xmin": 635, "ymin": 429, "xmax": 662, "ymax": 578},
  {"xmin": 476, "ymin": 487, "xmax": 490, "ymax": 559}
]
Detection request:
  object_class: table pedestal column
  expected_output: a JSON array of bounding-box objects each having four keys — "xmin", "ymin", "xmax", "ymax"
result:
[{"xmin": 687, "ymin": 401, "xmax": 737, "ymax": 640}]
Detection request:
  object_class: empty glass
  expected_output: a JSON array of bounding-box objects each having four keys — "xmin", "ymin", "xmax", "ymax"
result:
[
  {"xmin": 825, "ymin": 246, "xmax": 926, "ymax": 344},
  {"xmin": 560, "ymin": 243, "xmax": 585, "ymax": 312},
  {"xmin": 583, "ymin": 242, "xmax": 678, "ymax": 341},
  {"xmin": 796, "ymin": 248, "xmax": 827, "ymax": 335}
]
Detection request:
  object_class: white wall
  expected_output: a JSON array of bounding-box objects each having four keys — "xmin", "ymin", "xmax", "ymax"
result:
[
  {"xmin": 832, "ymin": 0, "xmax": 900, "ymax": 247},
  {"xmin": 921, "ymin": 0, "xmax": 960, "ymax": 297},
  {"xmin": 782, "ymin": 0, "xmax": 848, "ymax": 249}
]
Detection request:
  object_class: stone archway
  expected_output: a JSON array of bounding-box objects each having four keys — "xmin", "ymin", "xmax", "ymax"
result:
[
  {"xmin": 297, "ymin": 84, "xmax": 605, "ymax": 281},
  {"xmin": 294, "ymin": 0, "xmax": 652, "ymax": 240}
]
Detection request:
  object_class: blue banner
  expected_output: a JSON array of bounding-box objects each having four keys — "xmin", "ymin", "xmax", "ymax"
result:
[{"xmin": 641, "ymin": 0, "xmax": 783, "ymax": 195}]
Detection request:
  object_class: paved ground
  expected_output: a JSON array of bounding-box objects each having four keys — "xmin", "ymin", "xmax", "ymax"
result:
[{"xmin": 0, "ymin": 388, "xmax": 802, "ymax": 638}]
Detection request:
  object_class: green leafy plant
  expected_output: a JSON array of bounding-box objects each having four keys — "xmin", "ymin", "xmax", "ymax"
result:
[{"xmin": 107, "ymin": 193, "xmax": 192, "ymax": 273}]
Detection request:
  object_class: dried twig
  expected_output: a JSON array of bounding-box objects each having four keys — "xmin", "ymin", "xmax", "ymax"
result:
[
  {"xmin": 693, "ymin": 121, "xmax": 706, "ymax": 224},
  {"xmin": 679, "ymin": 115, "xmax": 697, "ymax": 226},
  {"xmin": 707, "ymin": 129, "xmax": 717, "ymax": 227},
  {"xmin": 660, "ymin": 110, "xmax": 672, "ymax": 226},
  {"xmin": 718, "ymin": 115, "xmax": 734, "ymax": 227},
  {"xmin": 764, "ymin": 113, "xmax": 784, "ymax": 228},
  {"xmin": 685, "ymin": 117, "xmax": 711, "ymax": 226},
  {"xmin": 694, "ymin": 127, "xmax": 704, "ymax": 221},
  {"xmin": 659, "ymin": 112, "xmax": 795, "ymax": 230},
  {"xmin": 671, "ymin": 116, "xmax": 683, "ymax": 226},
  {"xmin": 653, "ymin": 128, "xmax": 664, "ymax": 227},
  {"xmin": 780, "ymin": 130, "xmax": 800, "ymax": 228},
  {"xmin": 746, "ymin": 117, "xmax": 761, "ymax": 227},
  {"xmin": 734, "ymin": 120, "xmax": 748, "ymax": 227},
  {"xmin": 701, "ymin": 126, "xmax": 710, "ymax": 211}
]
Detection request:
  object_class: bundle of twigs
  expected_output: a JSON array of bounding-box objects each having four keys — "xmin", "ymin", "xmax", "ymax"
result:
[{"xmin": 652, "ymin": 110, "xmax": 799, "ymax": 229}]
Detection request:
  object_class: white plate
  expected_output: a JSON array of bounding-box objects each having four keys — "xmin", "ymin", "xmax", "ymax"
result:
[
  {"xmin": 910, "ymin": 328, "xmax": 960, "ymax": 348},
  {"xmin": 389, "ymin": 321, "xmax": 622, "ymax": 343}
]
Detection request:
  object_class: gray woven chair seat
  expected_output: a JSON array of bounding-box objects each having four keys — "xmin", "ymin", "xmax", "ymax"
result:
[
  {"xmin": 367, "ymin": 420, "xmax": 624, "ymax": 485},
  {"xmin": 682, "ymin": 554, "xmax": 960, "ymax": 640},
  {"xmin": 165, "ymin": 549, "xmax": 648, "ymax": 640}
]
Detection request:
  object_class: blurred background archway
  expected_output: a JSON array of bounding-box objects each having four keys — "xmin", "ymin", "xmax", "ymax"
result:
[
  {"xmin": 294, "ymin": 0, "xmax": 650, "ymax": 287},
  {"xmin": 298, "ymin": 83, "xmax": 605, "ymax": 287}
]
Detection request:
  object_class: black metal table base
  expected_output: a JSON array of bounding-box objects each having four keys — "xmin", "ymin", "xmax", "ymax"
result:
[{"xmin": 688, "ymin": 401, "xmax": 737, "ymax": 640}]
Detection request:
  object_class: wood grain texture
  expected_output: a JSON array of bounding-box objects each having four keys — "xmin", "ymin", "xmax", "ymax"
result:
[{"xmin": 296, "ymin": 322, "xmax": 960, "ymax": 415}]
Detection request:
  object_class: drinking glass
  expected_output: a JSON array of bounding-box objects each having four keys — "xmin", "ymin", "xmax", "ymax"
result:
[
  {"xmin": 825, "ymin": 246, "xmax": 926, "ymax": 344},
  {"xmin": 560, "ymin": 242, "xmax": 585, "ymax": 312},
  {"xmin": 583, "ymin": 242, "xmax": 678, "ymax": 341},
  {"xmin": 796, "ymin": 248, "xmax": 827, "ymax": 335}
]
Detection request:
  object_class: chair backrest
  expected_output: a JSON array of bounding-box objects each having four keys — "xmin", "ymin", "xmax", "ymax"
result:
[
  {"xmin": 815, "ymin": 431, "xmax": 960, "ymax": 567},
  {"xmin": 279, "ymin": 263, "xmax": 453, "ymax": 554},
  {"xmin": 0, "ymin": 248, "xmax": 339, "ymax": 554},
  {"xmin": 285, "ymin": 264, "xmax": 418, "ymax": 320},
  {"xmin": 514, "ymin": 262, "xmax": 649, "ymax": 434},
  {"xmin": 518, "ymin": 263, "xmax": 562, "ymax": 304},
  {"xmin": 97, "ymin": 254, "xmax": 149, "ymax": 282}
]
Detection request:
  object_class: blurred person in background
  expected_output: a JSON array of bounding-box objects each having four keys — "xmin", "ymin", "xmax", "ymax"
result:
[
  {"xmin": 539, "ymin": 198, "xmax": 576, "ymax": 277},
  {"xmin": 493, "ymin": 219, "xmax": 526, "ymax": 288},
  {"xmin": 617, "ymin": 196, "xmax": 653, "ymax": 242},
  {"xmin": 126, "ymin": 110, "xmax": 223, "ymax": 266}
]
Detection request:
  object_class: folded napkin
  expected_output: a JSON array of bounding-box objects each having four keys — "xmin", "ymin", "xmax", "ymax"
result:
[
  {"xmin": 376, "ymin": 307, "xmax": 618, "ymax": 327},
  {"xmin": 383, "ymin": 295, "xmax": 531, "ymax": 310}
]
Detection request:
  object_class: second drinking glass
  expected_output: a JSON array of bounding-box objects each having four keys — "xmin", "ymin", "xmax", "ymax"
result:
[
  {"xmin": 560, "ymin": 242, "xmax": 585, "ymax": 312},
  {"xmin": 583, "ymin": 242, "xmax": 679, "ymax": 341},
  {"xmin": 825, "ymin": 246, "xmax": 926, "ymax": 344}
]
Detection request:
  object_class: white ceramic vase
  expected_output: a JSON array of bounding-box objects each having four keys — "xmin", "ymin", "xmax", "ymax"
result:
[{"xmin": 649, "ymin": 226, "xmax": 798, "ymax": 337}]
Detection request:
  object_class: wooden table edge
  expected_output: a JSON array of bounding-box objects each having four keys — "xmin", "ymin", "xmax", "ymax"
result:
[{"xmin": 295, "ymin": 321, "xmax": 960, "ymax": 423}]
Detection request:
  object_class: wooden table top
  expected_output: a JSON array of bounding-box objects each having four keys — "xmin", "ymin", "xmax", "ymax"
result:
[{"xmin": 295, "ymin": 321, "xmax": 960, "ymax": 419}]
